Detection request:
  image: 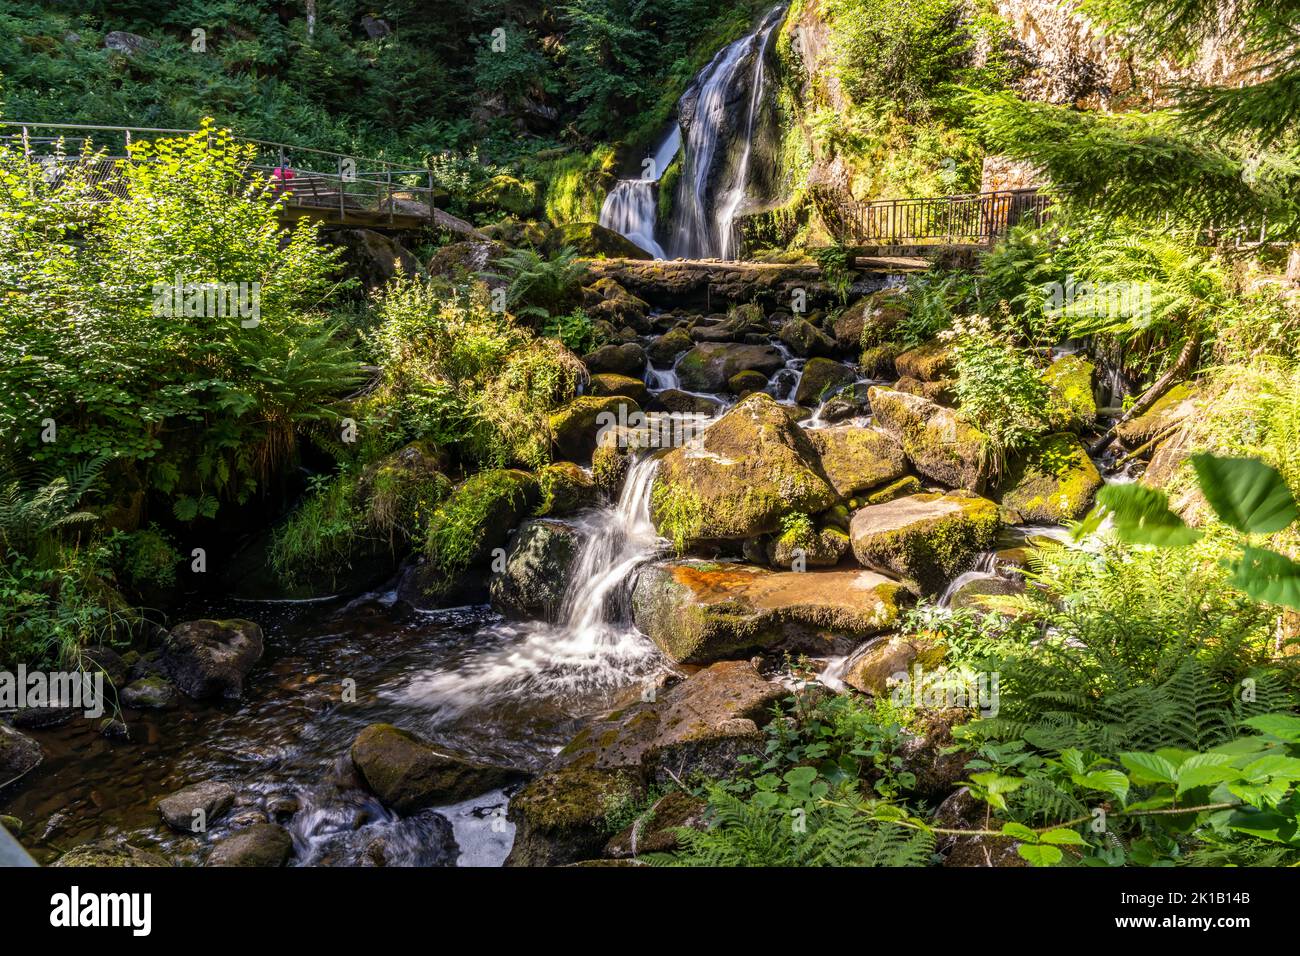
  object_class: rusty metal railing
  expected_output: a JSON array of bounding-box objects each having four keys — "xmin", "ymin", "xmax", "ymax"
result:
[{"xmin": 836, "ymin": 188, "xmax": 1052, "ymax": 246}]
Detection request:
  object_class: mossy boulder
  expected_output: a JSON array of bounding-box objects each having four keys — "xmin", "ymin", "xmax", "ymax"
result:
[
  {"xmin": 53, "ymin": 840, "xmax": 170, "ymax": 868},
  {"xmin": 795, "ymin": 357, "xmax": 857, "ymax": 406},
  {"xmin": 631, "ymin": 560, "xmax": 907, "ymax": 663},
  {"xmin": 868, "ymin": 386, "xmax": 993, "ymax": 491},
  {"xmin": 550, "ymin": 395, "xmax": 642, "ymax": 462},
  {"xmin": 865, "ymin": 474, "xmax": 924, "ymax": 505},
  {"xmin": 471, "ymin": 174, "xmax": 541, "ymax": 217},
  {"xmin": 504, "ymin": 766, "xmax": 645, "ymax": 867},
  {"xmin": 549, "ymin": 221, "xmax": 651, "ymax": 260},
  {"xmin": 605, "ymin": 790, "xmax": 707, "ymax": 859},
  {"xmin": 206, "ymin": 824, "xmax": 293, "ymax": 868},
  {"xmin": 779, "ymin": 317, "xmax": 837, "ymax": 358},
  {"xmin": 727, "ymin": 369, "xmax": 769, "ymax": 395},
  {"xmin": 766, "ymin": 524, "xmax": 851, "ymax": 568},
  {"xmin": 676, "ymin": 342, "xmax": 785, "ymax": 392},
  {"xmin": 945, "ymin": 574, "xmax": 1026, "ymax": 616},
  {"xmin": 538, "ymin": 461, "xmax": 600, "ymax": 516},
  {"xmin": 647, "ymin": 327, "xmax": 694, "ymax": 365},
  {"xmin": 647, "ymin": 389, "xmax": 724, "ymax": 417},
  {"xmin": 849, "ymin": 492, "xmax": 1001, "ymax": 595},
  {"xmin": 120, "ymin": 674, "xmax": 179, "ymax": 710},
  {"xmin": 426, "ymin": 239, "xmax": 505, "ymax": 282},
  {"xmin": 837, "ymin": 289, "xmax": 909, "ymax": 351},
  {"xmin": 895, "ymin": 375, "xmax": 956, "ymax": 406},
  {"xmin": 842, "ymin": 634, "xmax": 947, "ymax": 696},
  {"xmin": 809, "ymin": 426, "xmax": 908, "ymax": 498},
  {"xmin": 0, "ymin": 723, "xmax": 42, "ymax": 785},
  {"xmin": 587, "ymin": 372, "xmax": 647, "ymax": 403},
  {"xmin": 997, "ymin": 433, "xmax": 1102, "ymax": 524},
  {"xmin": 1116, "ymin": 382, "xmax": 1200, "ymax": 447},
  {"xmin": 582, "ymin": 341, "xmax": 646, "ymax": 376},
  {"xmin": 489, "ymin": 519, "xmax": 582, "ymax": 621},
  {"xmin": 350, "ymin": 723, "xmax": 518, "ymax": 814},
  {"xmin": 160, "ymin": 619, "xmax": 263, "ymax": 700},
  {"xmin": 356, "ymin": 439, "xmax": 451, "ymax": 537},
  {"xmin": 587, "ymin": 282, "xmax": 651, "ymax": 332},
  {"xmin": 1042, "ymin": 355, "xmax": 1098, "ymax": 432},
  {"xmin": 894, "ymin": 339, "xmax": 954, "ymax": 382},
  {"xmin": 860, "ymin": 342, "xmax": 903, "ymax": 379},
  {"xmin": 650, "ymin": 393, "xmax": 837, "ymax": 547}
]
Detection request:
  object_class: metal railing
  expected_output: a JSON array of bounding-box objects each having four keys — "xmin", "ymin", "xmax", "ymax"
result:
[
  {"xmin": 835, "ymin": 188, "xmax": 1052, "ymax": 246},
  {"xmin": 0, "ymin": 121, "xmax": 439, "ymax": 225}
]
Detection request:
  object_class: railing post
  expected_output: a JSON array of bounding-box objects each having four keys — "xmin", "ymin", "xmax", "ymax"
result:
[
  {"xmin": 387, "ymin": 166, "xmax": 393, "ymax": 224},
  {"xmin": 20, "ymin": 124, "xmax": 30, "ymax": 162}
]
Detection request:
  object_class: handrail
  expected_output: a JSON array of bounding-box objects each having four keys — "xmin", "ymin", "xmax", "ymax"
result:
[{"xmin": 832, "ymin": 187, "xmax": 1053, "ymax": 246}]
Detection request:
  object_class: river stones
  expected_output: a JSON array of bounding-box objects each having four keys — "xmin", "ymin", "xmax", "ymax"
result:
[
  {"xmin": 1042, "ymin": 355, "xmax": 1097, "ymax": 432},
  {"xmin": 0, "ymin": 722, "xmax": 43, "ymax": 785},
  {"xmin": 587, "ymin": 372, "xmax": 647, "ymax": 403},
  {"xmin": 583, "ymin": 341, "xmax": 647, "ymax": 376},
  {"xmin": 841, "ymin": 633, "xmax": 947, "ymax": 696},
  {"xmin": 206, "ymin": 823, "xmax": 293, "ymax": 867},
  {"xmin": 537, "ymin": 461, "xmax": 600, "ymax": 516},
  {"xmin": 779, "ymin": 317, "xmax": 837, "ymax": 358},
  {"xmin": 53, "ymin": 840, "xmax": 171, "ymax": 868},
  {"xmin": 650, "ymin": 393, "xmax": 837, "ymax": 547},
  {"xmin": 647, "ymin": 327, "xmax": 694, "ymax": 365},
  {"xmin": 350, "ymin": 724, "xmax": 518, "ymax": 813},
  {"xmin": 160, "ymin": 619, "xmax": 263, "ymax": 700},
  {"xmin": 585, "ymin": 280, "xmax": 650, "ymax": 332},
  {"xmin": 675, "ymin": 342, "xmax": 785, "ymax": 392},
  {"xmin": 489, "ymin": 519, "xmax": 582, "ymax": 621},
  {"xmin": 849, "ymin": 492, "xmax": 1001, "ymax": 595},
  {"xmin": 158, "ymin": 780, "xmax": 236, "ymax": 832},
  {"xmin": 894, "ymin": 339, "xmax": 954, "ymax": 381},
  {"xmin": 726, "ymin": 369, "xmax": 769, "ymax": 395},
  {"xmin": 795, "ymin": 357, "xmax": 857, "ymax": 406},
  {"xmin": 646, "ymin": 389, "xmax": 724, "ymax": 417},
  {"xmin": 632, "ymin": 561, "xmax": 907, "ymax": 663},
  {"xmin": 1115, "ymin": 382, "xmax": 1200, "ymax": 447},
  {"xmin": 868, "ymin": 386, "xmax": 993, "ymax": 491},
  {"xmin": 997, "ymin": 433, "xmax": 1102, "ymax": 524},
  {"xmin": 605, "ymin": 790, "xmax": 708, "ymax": 859},
  {"xmin": 549, "ymin": 395, "xmax": 641, "ymax": 462},
  {"xmin": 504, "ymin": 766, "xmax": 644, "ymax": 867},
  {"xmin": 809, "ymin": 426, "xmax": 908, "ymax": 499}
]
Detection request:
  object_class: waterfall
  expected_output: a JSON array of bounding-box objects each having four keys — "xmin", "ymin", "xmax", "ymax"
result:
[
  {"xmin": 395, "ymin": 456, "xmax": 665, "ymax": 717},
  {"xmin": 668, "ymin": 4, "xmax": 785, "ymax": 260},
  {"xmin": 598, "ymin": 126, "xmax": 682, "ymax": 259}
]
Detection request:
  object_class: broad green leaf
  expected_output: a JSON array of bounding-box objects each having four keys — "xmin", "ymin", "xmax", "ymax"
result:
[
  {"xmin": 1059, "ymin": 749, "xmax": 1086, "ymax": 776},
  {"xmin": 1017, "ymin": 843, "xmax": 1063, "ymax": 866},
  {"xmin": 1039, "ymin": 828, "xmax": 1087, "ymax": 846},
  {"xmin": 783, "ymin": 766, "xmax": 818, "ymax": 788},
  {"xmin": 1072, "ymin": 769, "xmax": 1130, "ymax": 800},
  {"xmin": 1226, "ymin": 809, "xmax": 1300, "ymax": 845},
  {"xmin": 1191, "ymin": 454, "xmax": 1300, "ymax": 534},
  {"xmin": 1119, "ymin": 751, "xmax": 1178, "ymax": 785},
  {"xmin": 1000, "ymin": 822, "xmax": 1038, "ymax": 842},
  {"xmin": 1240, "ymin": 755, "xmax": 1300, "ymax": 783},
  {"xmin": 1243, "ymin": 713, "xmax": 1300, "ymax": 743},
  {"xmin": 1175, "ymin": 762, "xmax": 1241, "ymax": 796},
  {"xmin": 1229, "ymin": 547, "xmax": 1300, "ymax": 612},
  {"xmin": 1096, "ymin": 483, "xmax": 1201, "ymax": 547}
]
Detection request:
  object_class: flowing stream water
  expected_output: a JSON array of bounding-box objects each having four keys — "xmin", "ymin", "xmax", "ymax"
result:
[{"xmin": 597, "ymin": 128, "xmax": 681, "ymax": 259}]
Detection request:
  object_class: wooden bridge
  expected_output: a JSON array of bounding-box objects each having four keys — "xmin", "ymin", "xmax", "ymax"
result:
[{"xmin": 1, "ymin": 121, "xmax": 444, "ymax": 232}]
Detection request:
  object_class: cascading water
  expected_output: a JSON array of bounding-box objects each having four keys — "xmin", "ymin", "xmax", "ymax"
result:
[
  {"xmin": 668, "ymin": 4, "xmax": 785, "ymax": 260},
  {"xmin": 597, "ymin": 127, "xmax": 681, "ymax": 259}
]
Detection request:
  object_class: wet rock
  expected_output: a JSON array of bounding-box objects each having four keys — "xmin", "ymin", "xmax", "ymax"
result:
[
  {"xmin": 158, "ymin": 780, "xmax": 236, "ymax": 832},
  {"xmin": 604, "ymin": 791, "xmax": 708, "ymax": 859},
  {"xmin": 632, "ymin": 561, "xmax": 907, "ymax": 663},
  {"xmin": 647, "ymin": 327, "xmax": 694, "ymax": 365},
  {"xmin": 650, "ymin": 393, "xmax": 837, "ymax": 546},
  {"xmin": 894, "ymin": 339, "xmax": 954, "ymax": 381},
  {"xmin": 1042, "ymin": 355, "xmax": 1097, "ymax": 432},
  {"xmin": 99, "ymin": 718, "xmax": 130, "ymax": 740},
  {"xmin": 868, "ymin": 386, "xmax": 993, "ymax": 491},
  {"xmin": 795, "ymin": 357, "xmax": 857, "ymax": 406},
  {"xmin": 54, "ymin": 840, "xmax": 170, "ymax": 867},
  {"xmin": 504, "ymin": 766, "xmax": 644, "ymax": 867},
  {"xmin": 490, "ymin": 518, "xmax": 582, "ymax": 621},
  {"xmin": 842, "ymin": 633, "xmax": 946, "ymax": 696},
  {"xmin": 809, "ymin": 426, "xmax": 908, "ymax": 499},
  {"xmin": 817, "ymin": 382, "xmax": 873, "ymax": 422},
  {"xmin": 726, "ymin": 369, "xmax": 769, "ymax": 395},
  {"xmin": 997, "ymin": 433, "xmax": 1102, "ymax": 524},
  {"xmin": 206, "ymin": 823, "xmax": 293, "ymax": 867},
  {"xmin": 537, "ymin": 461, "xmax": 601, "ymax": 516},
  {"xmin": 121, "ymin": 674, "xmax": 178, "ymax": 710},
  {"xmin": 549, "ymin": 395, "xmax": 641, "ymax": 462},
  {"xmin": 647, "ymin": 389, "xmax": 723, "ymax": 416},
  {"xmin": 160, "ymin": 619, "xmax": 264, "ymax": 700},
  {"xmin": 779, "ymin": 318, "xmax": 837, "ymax": 358},
  {"xmin": 583, "ymin": 342, "xmax": 647, "ymax": 376},
  {"xmin": 0, "ymin": 722, "xmax": 43, "ymax": 785},
  {"xmin": 350, "ymin": 724, "xmax": 518, "ymax": 813},
  {"xmin": 9, "ymin": 704, "xmax": 80, "ymax": 729},
  {"xmin": 945, "ymin": 575, "xmax": 1026, "ymax": 615},
  {"xmin": 676, "ymin": 342, "xmax": 785, "ymax": 392},
  {"xmin": 587, "ymin": 372, "xmax": 647, "ymax": 403},
  {"xmin": 849, "ymin": 492, "xmax": 1001, "ymax": 595}
]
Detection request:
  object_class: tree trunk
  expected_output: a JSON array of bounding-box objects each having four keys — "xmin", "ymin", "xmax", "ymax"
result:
[{"xmin": 1090, "ymin": 334, "xmax": 1201, "ymax": 457}]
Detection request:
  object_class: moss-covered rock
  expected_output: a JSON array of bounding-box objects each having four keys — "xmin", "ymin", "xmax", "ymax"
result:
[
  {"xmin": 865, "ymin": 474, "xmax": 924, "ymax": 505},
  {"xmin": 479, "ymin": 217, "xmax": 551, "ymax": 248},
  {"xmin": 549, "ymin": 221, "xmax": 652, "ymax": 260},
  {"xmin": 504, "ymin": 766, "xmax": 645, "ymax": 867},
  {"xmin": 583, "ymin": 341, "xmax": 646, "ymax": 376},
  {"xmin": 587, "ymin": 372, "xmax": 647, "ymax": 403},
  {"xmin": 489, "ymin": 518, "xmax": 582, "ymax": 621},
  {"xmin": 120, "ymin": 674, "xmax": 179, "ymax": 709},
  {"xmin": 842, "ymin": 634, "xmax": 947, "ymax": 696},
  {"xmin": 894, "ymin": 339, "xmax": 954, "ymax": 382},
  {"xmin": 631, "ymin": 560, "xmax": 907, "ymax": 663},
  {"xmin": 350, "ymin": 723, "xmax": 518, "ymax": 814},
  {"xmin": 727, "ymin": 369, "xmax": 769, "ymax": 395},
  {"xmin": 779, "ymin": 317, "xmax": 837, "ymax": 358},
  {"xmin": 604, "ymin": 790, "xmax": 707, "ymax": 859},
  {"xmin": 837, "ymin": 289, "xmax": 909, "ymax": 352},
  {"xmin": 860, "ymin": 342, "xmax": 903, "ymax": 378},
  {"xmin": 650, "ymin": 393, "xmax": 837, "ymax": 547},
  {"xmin": 676, "ymin": 342, "xmax": 785, "ymax": 392},
  {"xmin": 538, "ymin": 461, "xmax": 600, "ymax": 516},
  {"xmin": 895, "ymin": 374, "xmax": 956, "ymax": 406},
  {"xmin": 795, "ymin": 357, "xmax": 857, "ymax": 406},
  {"xmin": 549, "ymin": 395, "xmax": 642, "ymax": 462},
  {"xmin": 53, "ymin": 840, "xmax": 171, "ymax": 868},
  {"xmin": 1042, "ymin": 354, "xmax": 1098, "ymax": 432},
  {"xmin": 849, "ymin": 492, "xmax": 1001, "ymax": 595},
  {"xmin": 471, "ymin": 174, "xmax": 541, "ymax": 217},
  {"xmin": 997, "ymin": 433, "xmax": 1102, "ymax": 524},
  {"xmin": 1116, "ymin": 382, "xmax": 1200, "ymax": 447},
  {"xmin": 356, "ymin": 439, "xmax": 451, "ymax": 538},
  {"xmin": 868, "ymin": 386, "xmax": 993, "ymax": 491},
  {"xmin": 647, "ymin": 389, "xmax": 724, "ymax": 417},
  {"xmin": 766, "ymin": 524, "xmax": 851, "ymax": 568},
  {"xmin": 646, "ymin": 327, "xmax": 694, "ymax": 365},
  {"xmin": 585, "ymin": 281, "xmax": 651, "ymax": 331},
  {"xmin": 160, "ymin": 619, "xmax": 263, "ymax": 700},
  {"xmin": 809, "ymin": 426, "xmax": 908, "ymax": 498}
]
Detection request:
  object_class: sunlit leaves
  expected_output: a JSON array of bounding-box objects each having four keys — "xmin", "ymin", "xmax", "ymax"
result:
[
  {"xmin": 1095, "ymin": 483, "xmax": 1201, "ymax": 546},
  {"xmin": 1192, "ymin": 453, "xmax": 1300, "ymax": 534}
]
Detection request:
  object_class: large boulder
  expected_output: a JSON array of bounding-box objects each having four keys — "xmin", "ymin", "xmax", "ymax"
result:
[
  {"xmin": 849, "ymin": 492, "xmax": 1001, "ymax": 595},
  {"xmin": 1042, "ymin": 355, "xmax": 1097, "ymax": 432},
  {"xmin": 587, "ymin": 372, "xmax": 647, "ymax": 403},
  {"xmin": 675, "ymin": 342, "xmax": 785, "ymax": 392},
  {"xmin": 779, "ymin": 318, "xmax": 837, "ymax": 358},
  {"xmin": 650, "ymin": 393, "xmax": 837, "ymax": 547},
  {"xmin": 632, "ymin": 561, "xmax": 907, "ymax": 663},
  {"xmin": 583, "ymin": 342, "xmax": 646, "ymax": 376},
  {"xmin": 158, "ymin": 780, "xmax": 236, "ymax": 832},
  {"xmin": 206, "ymin": 824, "xmax": 293, "ymax": 868},
  {"xmin": 160, "ymin": 620, "xmax": 263, "ymax": 700},
  {"xmin": 997, "ymin": 433, "xmax": 1102, "ymax": 524},
  {"xmin": 54, "ymin": 840, "xmax": 170, "ymax": 867},
  {"xmin": 550, "ymin": 395, "xmax": 641, "ymax": 462},
  {"xmin": 841, "ymin": 633, "xmax": 947, "ymax": 696},
  {"xmin": 550, "ymin": 221, "xmax": 652, "ymax": 259},
  {"xmin": 504, "ymin": 766, "xmax": 644, "ymax": 867},
  {"xmin": 489, "ymin": 519, "xmax": 582, "ymax": 621},
  {"xmin": 809, "ymin": 426, "xmax": 908, "ymax": 499},
  {"xmin": 835, "ymin": 289, "xmax": 909, "ymax": 352},
  {"xmin": 648, "ymin": 389, "xmax": 724, "ymax": 417},
  {"xmin": 332, "ymin": 229, "xmax": 422, "ymax": 289},
  {"xmin": 868, "ymin": 386, "xmax": 993, "ymax": 491},
  {"xmin": 0, "ymin": 723, "xmax": 42, "ymax": 785},
  {"xmin": 647, "ymin": 327, "xmax": 694, "ymax": 365},
  {"xmin": 795, "ymin": 357, "xmax": 857, "ymax": 406},
  {"xmin": 537, "ymin": 461, "xmax": 600, "ymax": 516},
  {"xmin": 1116, "ymin": 382, "xmax": 1200, "ymax": 447},
  {"xmin": 350, "ymin": 724, "xmax": 518, "ymax": 813},
  {"xmin": 894, "ymin": 340, "xmax": 954, "ymax": 382}
]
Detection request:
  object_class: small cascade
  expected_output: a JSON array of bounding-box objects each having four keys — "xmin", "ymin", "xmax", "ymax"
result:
[{"xmin": 598, "ymin": 126, "xmax": 682, "ymax": 259}]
